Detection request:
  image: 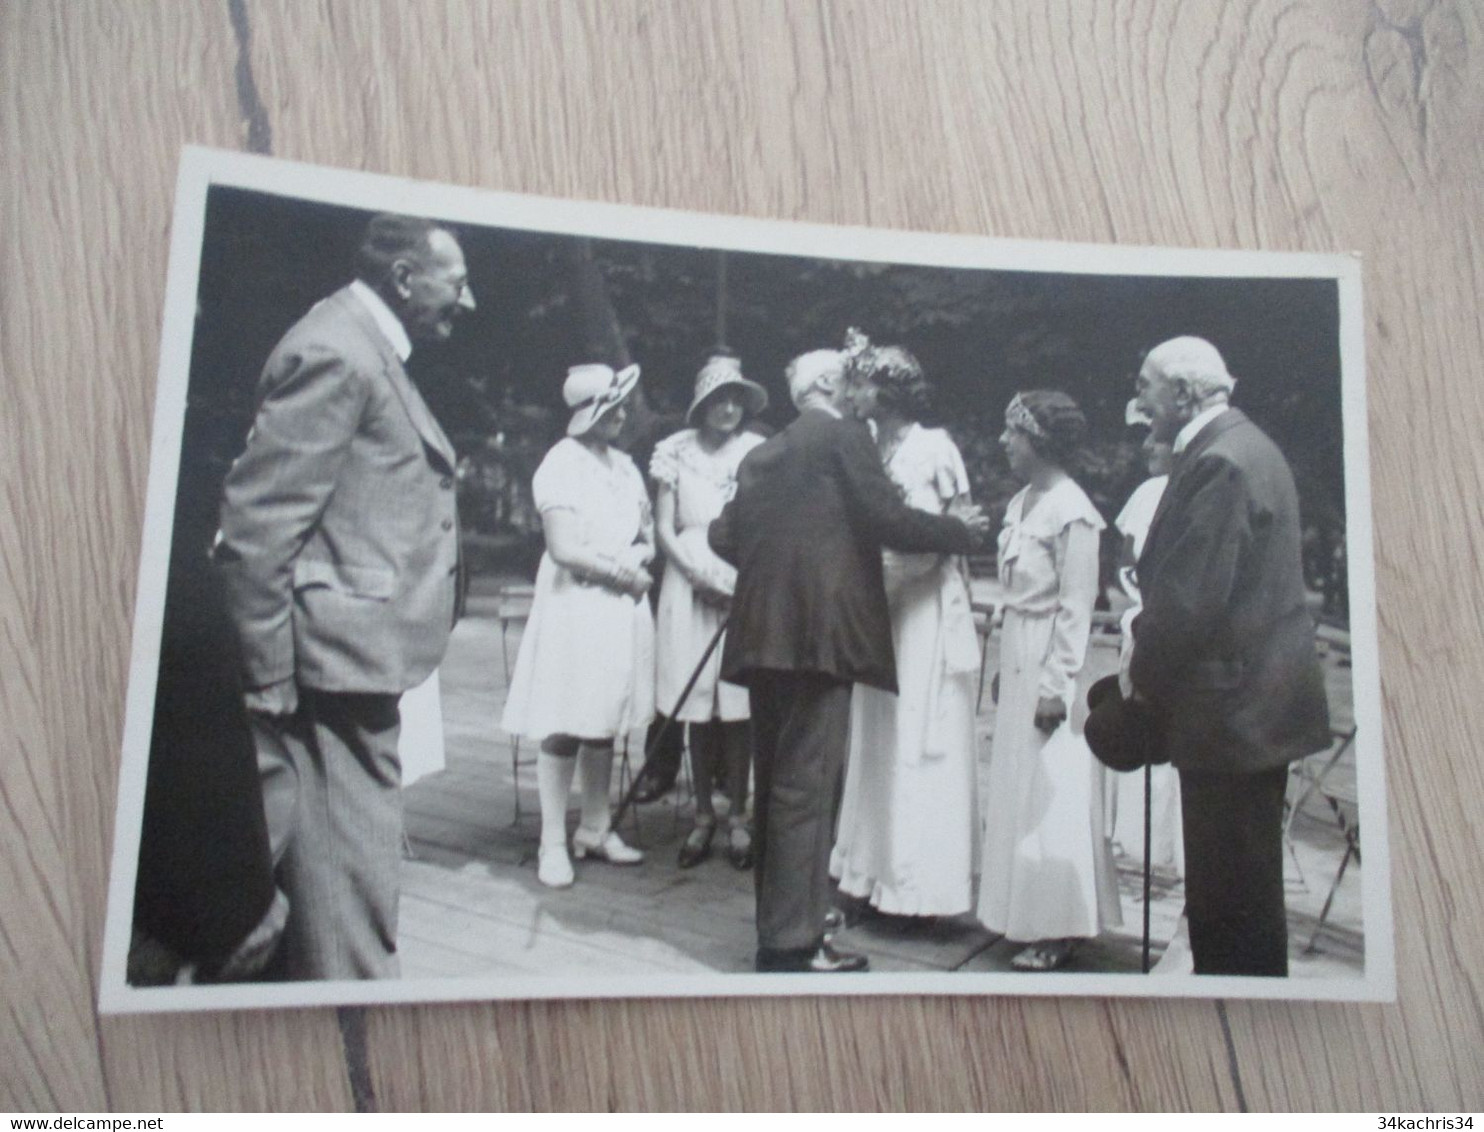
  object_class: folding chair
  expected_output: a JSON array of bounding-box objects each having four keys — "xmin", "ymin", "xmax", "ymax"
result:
[
  {"xmin": 612, "ymin": 733, "xmax": 643, "ymax": 842},
  {"xmin": 1284, "ymin": 726, "xmax": 1360, "ymax": 950},
  {"xmin": 492, "ymin": 583, "xmax": 536, "ymax": 823},
  {"xmin": 494, "ymin": 582, "xmax": 535, "ymax": 684}
]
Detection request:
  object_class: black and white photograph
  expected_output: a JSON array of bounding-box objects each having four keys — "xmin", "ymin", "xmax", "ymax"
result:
[{"xmin": 99, "ymin": 147, "xmax": 1387, "ymax": 1013}]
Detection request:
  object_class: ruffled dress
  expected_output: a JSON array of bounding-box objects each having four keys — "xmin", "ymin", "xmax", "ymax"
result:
[
  {"xmin": 830, "ymin": 425, "xmax": 982, "ymax": 915},
  {"xmin": 976, "ymin": 476, "xmax": 1122, "ymax": 941}
]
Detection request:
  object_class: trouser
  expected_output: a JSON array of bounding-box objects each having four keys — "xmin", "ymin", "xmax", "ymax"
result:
[
  {"xmin": 748, "ymin": 670, "xmax": 853, "ymax": 952},
  {"xmin": 254, "ymin": 688, "xmax": 403, "ymax": 981},
  {"xmin": 1178, "ymin": 764, "xmax": 1291, "ymax": 977}
]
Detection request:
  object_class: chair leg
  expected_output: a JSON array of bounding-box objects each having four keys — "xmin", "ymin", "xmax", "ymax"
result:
[
  {"xmin": 673, "ymin": 724, "xmax": 695, "ymax": 836},
  {"xmin": 1281, "ymin": 775, "xmax": 1309, "ymax": 893},
  {"xmin": 1306, "ymin": 839, "xmax": 1358, "ymax": 953},
  {"xmin": 509, "ymin": 735, "xmax": 524, "ymax": 826},
  {"xmin": 616, "ymin": 737, "xmax": 641, "ymax": 842},
  {"xmin": 976, "ymin": 635, "xmax": 990, "ymax": 712}
]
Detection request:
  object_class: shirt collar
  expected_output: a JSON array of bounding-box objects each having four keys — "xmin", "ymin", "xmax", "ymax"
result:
[
  {"xmin": 798, "ymin": 399, "xmax": 842, "ymax": 419},
  {"xmin": 349, "ymin": 279, "xmax": 413, "ymax": 363},
  {"xmin": 1173, "ymin": 403, "xmax": 1228, "ymax": 454}
]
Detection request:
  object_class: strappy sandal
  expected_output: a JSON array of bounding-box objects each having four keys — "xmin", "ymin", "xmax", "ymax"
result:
[
  {"xmin": 678, "ymin": 816, "xmax": 716, "ymax": 869},
  {"xmin": 1011, "ymin": 940, "xmax": 1075, "ymax": 971}
]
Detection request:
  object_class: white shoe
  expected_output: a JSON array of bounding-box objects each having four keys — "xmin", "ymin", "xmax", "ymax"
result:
[
  {"xmin": 571, "ymin": 826, "xmax": 644, "ymax": 865},
  {"xmin": 537, "ymin": 844, "xmax": 575, "ymax": 888}
]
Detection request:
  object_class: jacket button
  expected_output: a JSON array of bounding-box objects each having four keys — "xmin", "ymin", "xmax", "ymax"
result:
[
  {"xmin": 441, "ymin": 476, "xmax": 454, "ymax": 490},
  {"xmin": 441, "ymin": 518, "xmax": 454, "ymax": 531}
]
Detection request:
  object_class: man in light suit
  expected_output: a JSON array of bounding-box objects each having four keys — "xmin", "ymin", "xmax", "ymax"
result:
[
  {"xmin": 710, "ymin": 349, "xmax": 986, "ymax": 973},
  {"xmin": 216, "ymin": 214, "xmax": 475, "ymax": 980},
  {"xmin": 1130, "ymin": 336, "xmax": 1330, "ymax": 976}
]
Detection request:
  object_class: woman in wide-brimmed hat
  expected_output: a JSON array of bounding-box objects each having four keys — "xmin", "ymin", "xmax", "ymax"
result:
[
  {"xmin": 649, "ymin": 352, "xmax": 768, "ymax": 870},
  {"xmin": 502, "ymin": 362, "xmax": 656, "ymax": 888}
]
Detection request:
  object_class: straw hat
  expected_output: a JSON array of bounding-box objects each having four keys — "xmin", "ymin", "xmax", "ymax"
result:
[
  {"xmin": 563, "ymin": 362, "xmax": 640, "ymax": 437},
  {"xmin": 685, "ymin": 354, "xmax": 768, "ymax": 427}
]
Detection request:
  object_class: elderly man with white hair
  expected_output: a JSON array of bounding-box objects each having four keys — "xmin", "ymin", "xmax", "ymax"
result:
[
  {"xmin": 1128, "ymin": 335, "xmax": 1330, "ymax": 976},
  {"xmin": 709, "ymin": 347, "xmax": 986, "ymax": 973}
]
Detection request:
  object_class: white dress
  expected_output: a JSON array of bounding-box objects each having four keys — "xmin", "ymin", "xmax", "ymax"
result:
[
  {"xmin": 501, "ymin": 438, "xmax": 656, "ymax": 742},
  {"xmin": 976, "ymin": 477, "xmax": 1122, "ymax": 941},
  {"xmin": 830, "ymin": 425, "xmax": 982, "ymax": 916},
  {"xmin": 1108, "ymin": 474, "xmax": 1184, "ymax": 874},
  {"xmin": 650, "ymin": 428, "xmax": 763, "ymax": 722}
]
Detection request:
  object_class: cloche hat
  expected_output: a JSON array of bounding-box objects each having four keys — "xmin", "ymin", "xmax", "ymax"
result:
[
  {"xmin": 686, "ymin": 354, "xmax": 768, "ymax": 427},
  {"xmin": 564, "ymin": 362, "xmax": 640, "ymax": 437}
]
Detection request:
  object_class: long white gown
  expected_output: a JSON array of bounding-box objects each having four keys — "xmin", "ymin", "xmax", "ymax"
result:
[
  {"xmin": 650, "ymin": 428, "xmax": 762, "ymax": 722},
  {"xmin": 976, "ymin": 476, "xmax": 1122, "ymax": 942},
  {"xmin": 1108, "ymin": 474, "xmax": 1184, "ymax": 873},
  {"xmin": 830, "ymin": 425, "xmax": 982, "ymax": 916},
  {"xmin": 500, "ymin": 438, "xmax": 656, "ymax": 743}
]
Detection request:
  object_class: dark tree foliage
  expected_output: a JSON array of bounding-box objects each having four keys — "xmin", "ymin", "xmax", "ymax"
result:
[{"xmin": 182, "ymin": 188, "xmax": 1346, "ymax": 610}]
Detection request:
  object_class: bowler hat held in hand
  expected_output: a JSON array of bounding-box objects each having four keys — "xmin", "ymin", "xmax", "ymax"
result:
[{"xmin": 1084, "ymin": 675, "xmax": 1168, "ymax": 773}]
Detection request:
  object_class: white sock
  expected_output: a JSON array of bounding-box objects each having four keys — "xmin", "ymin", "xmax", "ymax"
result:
[
  {"xmin": 578, "ymin": 743, "xmax": 615, "ymax": 834},
  {"xmin": 537, "ymin": 750, "xmax": 578, "ymax": 849}
]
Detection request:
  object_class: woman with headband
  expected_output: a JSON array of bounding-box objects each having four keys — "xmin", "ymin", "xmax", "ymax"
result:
[{"xmin": 977, "ymin": 390, "xmax": 1120, "ymax": 970}]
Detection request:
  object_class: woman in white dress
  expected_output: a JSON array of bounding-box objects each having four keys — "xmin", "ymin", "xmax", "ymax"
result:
[
  {"xmin": 501, "ymin": 363, "xmax": 656, "ymax": 889},
  {"xmin": 651, "ymin": 354, "xmax": 767, "ymax": 870},
  {"xmin": 829, "ymin": 341, "xmax": 982, "ymax": 916},
  {"xmin": 977, "ymin": 390, "xmax": 1120, "ymax": 970},
  {"xmin": 1108, "ymin": 431, "xmax": 1184, "ymax": 875}
]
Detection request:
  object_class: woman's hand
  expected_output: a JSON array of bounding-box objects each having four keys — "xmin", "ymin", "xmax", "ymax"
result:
[
  {"xmin": 606, "ymin": 562, "xmax": 651, "ymax": 598},
  {"xmin": 617, "ymin": 544, "xmax": 653, "ymax": 573},
  {"xmin": 1033, "ymin": 695, "xmax": 1067, "ymax": 734},
  {"xmin": 947, "ymin": 495, "xmax": 990, "ymax": 537},
  {"xmin": 626, "ymin": 566, "xmax": 654, "ymax": 598},
  {"xmin": 695, "ymin": 575, "xmax": 732, "ymax": 610}
]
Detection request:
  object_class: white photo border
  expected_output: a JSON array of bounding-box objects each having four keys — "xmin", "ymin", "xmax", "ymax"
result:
[{"xmin": 99, "ymin": 147, "xmax": 1390, "ymax": 1013}]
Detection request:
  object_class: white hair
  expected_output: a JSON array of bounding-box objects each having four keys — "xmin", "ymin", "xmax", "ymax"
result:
[
  {"xmin": 786, "ymin": 349, "xmax": 846, "ymax": 408},
  {"xmin": 1144, "ymin": 336, "xmax": 1236, "ymax": 401}
]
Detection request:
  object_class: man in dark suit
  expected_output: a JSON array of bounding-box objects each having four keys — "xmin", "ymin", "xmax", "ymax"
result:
[
  {"xmin": 710, "ymin": 349, "xmax": 986, "ymax": 973},
  {"xmin": 1130, "ymin": 336, "xmax": 1331, "ymax": 976},
  {"xmin": 216, "ymin": 214, "xmax": 475, "ymax": 980}
]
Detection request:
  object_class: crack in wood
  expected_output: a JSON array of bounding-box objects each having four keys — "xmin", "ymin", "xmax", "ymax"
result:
[
  {"xmin": 227, "ymin": 0, "xmax": 273, "ymax": 155},
  {"xmin": 337, "ymin": 1007, "xmax": 378, "ymax": 1113}
]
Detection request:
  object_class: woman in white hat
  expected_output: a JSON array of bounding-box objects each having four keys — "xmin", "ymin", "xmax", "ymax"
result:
[
  {"xmin": 502, "ymin": 363, "xmax": 656, "ymax": 888},
  {"xmin": 649, "ymin": 353, "xmax": 768, "ymax": 869}
]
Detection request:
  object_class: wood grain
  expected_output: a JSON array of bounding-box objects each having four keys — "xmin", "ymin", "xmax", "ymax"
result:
[{"xmin": 4, "ymin": 0, "xmax": 1482, "ymax": 1111}]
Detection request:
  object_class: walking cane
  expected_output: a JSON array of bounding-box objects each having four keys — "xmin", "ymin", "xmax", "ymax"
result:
[
  {"xmin": 611, "ymin": 614, "xmax": 731, "ymax": 828},
  {"xmin": 1142, "ymin": 761, "xmax": 1153, "ymax": 973}
]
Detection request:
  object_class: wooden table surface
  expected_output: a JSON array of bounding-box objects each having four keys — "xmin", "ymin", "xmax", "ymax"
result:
[{"xmin": 4, "ymin": 0, "xmax": 1482, "ymax": 1112}]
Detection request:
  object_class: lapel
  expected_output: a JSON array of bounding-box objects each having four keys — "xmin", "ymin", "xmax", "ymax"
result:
[
  {"xmin": 335, "ymin": 288, "xmax": 458, "ymax": 471},
  {"xmin": 1141, "ymin": 408, "xmax": 1247, "ymax": 563}
]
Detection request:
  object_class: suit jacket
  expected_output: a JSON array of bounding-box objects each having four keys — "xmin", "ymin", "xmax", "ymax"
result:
[
  {"xmin": 216, "ymin": 286, "xmax": 460, "ymax": 695},
  {"xmin": 709, "ymin": 407, "xmax": 973, "ymax": 693},
  {"xmin": 1131, "ymin": 408, "xmax": 1329, "ymax": 773}
]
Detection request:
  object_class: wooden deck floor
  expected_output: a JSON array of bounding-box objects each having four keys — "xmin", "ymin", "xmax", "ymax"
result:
[{"xmin": 397, "ymin": 588, "xmax": 1364, "ymax": 984}]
